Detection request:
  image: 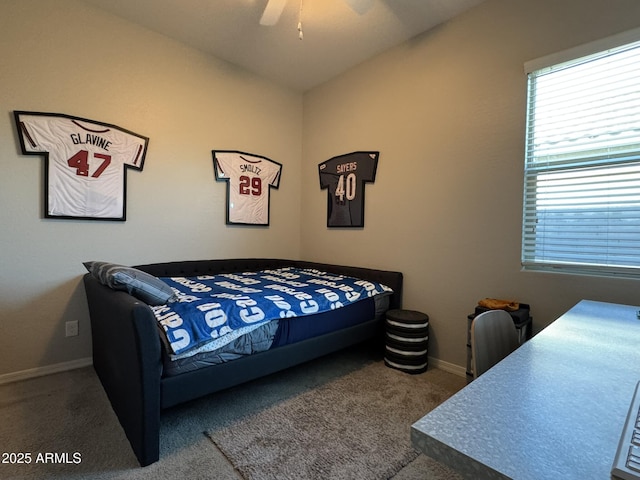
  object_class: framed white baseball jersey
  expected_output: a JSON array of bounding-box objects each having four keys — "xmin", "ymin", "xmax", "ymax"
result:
[
  {"xmin": 213, "ymin": 150, "xmax": 282, "ymax": 226},
  {"xmin": 319, "ymin": 151, "xmax": 379, "ymax": 227},
  {"xmin": 14, "ymin": 111, "xmax": 149, "ymax": 220}
]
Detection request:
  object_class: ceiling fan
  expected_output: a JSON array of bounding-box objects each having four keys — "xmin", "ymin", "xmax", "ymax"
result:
[{"xmin": 259, "ymin": 0, "xmax": 375, "ymax": 26}]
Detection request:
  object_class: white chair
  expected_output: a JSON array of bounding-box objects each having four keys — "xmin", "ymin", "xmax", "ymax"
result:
[{"xmin": 470, "ymin": 309, "xmax": 519, "ymax": 378}]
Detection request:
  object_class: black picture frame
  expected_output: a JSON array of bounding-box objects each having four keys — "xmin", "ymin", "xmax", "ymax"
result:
[
  {"xmin": 14, "ymin": 111, "xmax": 149, "ymax": 221},
  {"xmin": 318, "ymin": 151, "xmax": 379, "ymax": 228},
  {"xmin": 212, "ymin": 150, "xmax": 283, "ymax": 226}
]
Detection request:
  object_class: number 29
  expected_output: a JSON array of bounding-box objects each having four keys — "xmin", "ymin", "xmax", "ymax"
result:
[{"xmin": 239, "ymin": 175, "xmax": 262, "ymax": 196}]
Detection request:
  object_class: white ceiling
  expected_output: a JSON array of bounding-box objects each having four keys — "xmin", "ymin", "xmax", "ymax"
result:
[{"xmin": 81, "ymin": 0, "xmax": 486, "ymax": 92}]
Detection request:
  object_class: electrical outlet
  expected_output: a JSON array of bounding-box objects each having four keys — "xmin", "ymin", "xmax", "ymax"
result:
[{"xmin": 65, "ymin": 320, "xmax": 79, "ymax": 337}]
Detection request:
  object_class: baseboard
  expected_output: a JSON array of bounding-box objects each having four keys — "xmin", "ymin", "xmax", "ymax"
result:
[
  {"xmin": 0, "ymin": 357, "xmax": 93, "ymax": 385},
  {"xmin": 428, "ymin": 356, "xmax": 466, "ymax": 377},
  {"xmin": 0, "ymin": 355, "xmax": 463, "ymax": 384}
]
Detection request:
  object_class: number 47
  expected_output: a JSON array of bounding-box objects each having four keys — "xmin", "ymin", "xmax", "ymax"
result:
[{"xmin": 67, "ymin": 150, "xmax": 111, "ymax": 178}]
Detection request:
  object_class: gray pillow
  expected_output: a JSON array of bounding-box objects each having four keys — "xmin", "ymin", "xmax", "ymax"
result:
[{"xmin": 83, "ymin": 261, "xmax": 176, "ymax": 305}]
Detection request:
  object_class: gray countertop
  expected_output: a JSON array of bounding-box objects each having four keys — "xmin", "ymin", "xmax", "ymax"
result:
[{"xmin": 411, "ymin": 300, "xmax": 640, "ymax": 480}]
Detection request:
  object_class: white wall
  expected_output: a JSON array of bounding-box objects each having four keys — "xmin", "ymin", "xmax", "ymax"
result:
[
  {"xmin": 301, "ymin": 0, "xmax": 640, "ymax": 369},
  {"xmin": 0, "ymin": 0, "xmax": 303, "ymax": 377}
]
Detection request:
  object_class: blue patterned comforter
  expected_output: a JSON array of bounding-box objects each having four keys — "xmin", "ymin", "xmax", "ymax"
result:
[{"xmin": 151, "ymin": 267, "xmax": 392, "ymax": 355}]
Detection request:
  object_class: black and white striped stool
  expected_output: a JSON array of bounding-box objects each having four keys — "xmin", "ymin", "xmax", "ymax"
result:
[{"xmin": 384, "ymin": 309, "xmax": 429, "ymax": 374}]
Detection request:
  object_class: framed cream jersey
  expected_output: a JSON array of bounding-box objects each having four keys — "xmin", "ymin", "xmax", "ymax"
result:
[
  {"xmin": 319, "ymin": 151, "xmax": 379, "ymax": 228},
  {"xmin": 14, "ymin": 111, "xmax": 149, "ymax": 221},
  {"xmin": 213, "ymin": 150, "xmax": 282, "ymax": 226}
]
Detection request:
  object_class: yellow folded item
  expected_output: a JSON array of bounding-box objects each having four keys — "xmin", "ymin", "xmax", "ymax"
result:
[{"xmin": 478, "ymin": 298, "xmax": 519, "ymax": 311}]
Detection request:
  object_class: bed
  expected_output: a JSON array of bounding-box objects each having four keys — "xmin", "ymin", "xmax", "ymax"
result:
[{"xmin": 83, "ymin": 258, "xmax": 403, "ymax": 466}]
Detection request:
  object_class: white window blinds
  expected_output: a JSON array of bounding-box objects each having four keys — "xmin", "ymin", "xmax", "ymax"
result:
[{"xmin": 522, "ymin": 37, "xmax": 640, "ymax": 277}]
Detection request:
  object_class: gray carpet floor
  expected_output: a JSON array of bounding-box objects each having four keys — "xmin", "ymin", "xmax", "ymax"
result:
[{"xmin": 0, "ymin": 345, "xmax": 465, "ymax": 480}]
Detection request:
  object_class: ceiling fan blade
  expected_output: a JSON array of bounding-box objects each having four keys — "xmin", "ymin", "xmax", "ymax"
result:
[
  {"xmin": 260, "ymin": 0, "xmax": 288, "ymax": 26},
  {"xmin": 343, "ymin": 0, "xmax": 375, "ymax": 15}
]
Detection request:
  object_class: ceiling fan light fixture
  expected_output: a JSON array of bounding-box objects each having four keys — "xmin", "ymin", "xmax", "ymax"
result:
[
  {"xmin": 260, "ymin": 0, "xmax": 372, "ymax": 40},
  {"xmin": 259, "ymin": 0, "xmax": 287, "ymax": 26}
]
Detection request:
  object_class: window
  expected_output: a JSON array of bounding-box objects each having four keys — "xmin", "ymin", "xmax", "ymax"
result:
[{"xmin": 522, "ymin": 31, "xmax": 640, "ymax": 278}]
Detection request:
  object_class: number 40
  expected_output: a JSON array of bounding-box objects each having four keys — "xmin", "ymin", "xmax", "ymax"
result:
[{"xmin": 335, "ymin": 173, "xmax": 356, "ymax": 202}]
